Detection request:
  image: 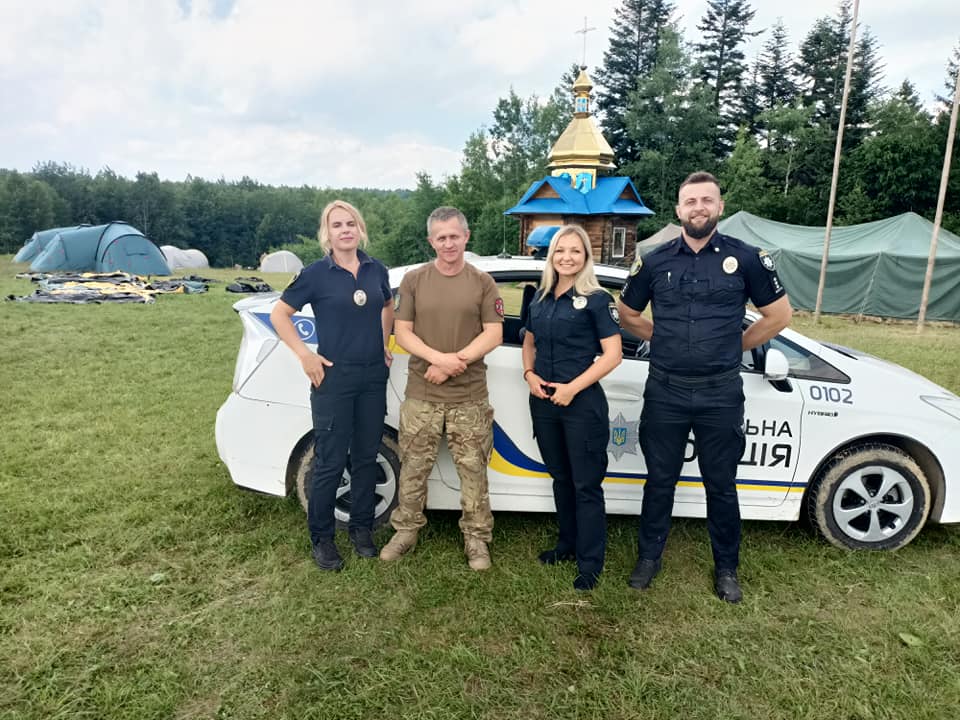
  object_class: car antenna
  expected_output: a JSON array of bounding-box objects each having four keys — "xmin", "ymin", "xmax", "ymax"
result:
[{"xmin": 496, "ymin": 214, "xmax": 511, "ymax": 258}]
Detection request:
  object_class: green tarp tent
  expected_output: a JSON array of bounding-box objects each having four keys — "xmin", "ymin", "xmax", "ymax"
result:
[
  {"xmin": 30, "ymin": 222, "xmax": 170, "ymax": 276},
  {"xmin": 718, "ymin": 211, "xmax": 960, "ymax": 322}
]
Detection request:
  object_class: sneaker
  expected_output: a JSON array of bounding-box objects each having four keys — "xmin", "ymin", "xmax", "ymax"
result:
[
  {"xmin": 311, "ymin": 539, "xmax": 344, "ymax": 572},
  {"xmin": 348, "ymin": 528, "xmax": 378, "ymax": 558},
  {"xmin": 464, "ymin": 536, "xmax": 491, "ymax": 571},
  {"xmin": 538, "ymin": 547, "xmax": 576, "ymax": 565},
  {"xmin": 714, "ymin": 569, "xmax": 743, "ymax": 604},
  {"xmin": 627, "ymin": 558, "xmax": 661, "ymax": 590},
  {"xmin": 379, "ymin": 530, "xmax": 418, "ymax": 561}
]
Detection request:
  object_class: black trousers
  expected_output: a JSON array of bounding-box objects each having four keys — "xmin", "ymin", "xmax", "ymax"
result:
[
  {"xmin": 308, "ymin": 360, "xmax": 388, "ymax": 544},
  {"xmin": 637, "ymin": 373, "xmax": 746, "ymax": 572},
  {"xmin": 530, "ymin": 383, "xmax": 609, "ymax": 579}
]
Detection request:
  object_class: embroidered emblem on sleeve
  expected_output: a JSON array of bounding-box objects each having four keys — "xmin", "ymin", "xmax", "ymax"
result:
[
  {"xmin": 629, "ymin": 257, "xmax": 643, "ymax": 276},
  {"xmin": 609, "ymin": 302, "xmax": 620, "ymax": 324},
  {"xmin": 494, "ymin": 298, "xmax": 504, "ymax": 318},
  {"xmin": 759, "ymin": 250, "xmax": 776, "ymax": 271}
]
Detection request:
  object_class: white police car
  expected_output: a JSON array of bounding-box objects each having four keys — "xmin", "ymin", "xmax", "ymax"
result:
[{"xmin": 215, "ymin": 257, "xmax": 960, "ymax": 551}]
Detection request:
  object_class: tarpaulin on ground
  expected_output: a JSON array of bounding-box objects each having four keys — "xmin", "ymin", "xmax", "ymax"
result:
[{"xmin": 7, "ymin": 272, "xmax": 208, "ymax": 304}]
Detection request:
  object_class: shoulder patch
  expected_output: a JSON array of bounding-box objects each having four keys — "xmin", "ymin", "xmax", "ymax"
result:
[
  {"xmin": 494, "ymin": 297, "xmax": 504, "ymax": 318},
  {"xmin": 629, "ymin": 257, "xmax": 643, "ymax": 276},
  {"xmin": 609, "ymin": 302, "xmax": 620, "ymax": 324},
  {"xmin": 394, "ymin": 291, "xmax": 401, "ymax": 311},
  {"xmin": 759, "ymin": 250, "xmax": 776, "ymax": 271}
]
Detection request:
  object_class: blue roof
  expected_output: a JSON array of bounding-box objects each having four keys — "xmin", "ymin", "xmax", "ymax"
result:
[{"xmin": 505, "ymin": 176, "xmax": 655, "ymax": 217}]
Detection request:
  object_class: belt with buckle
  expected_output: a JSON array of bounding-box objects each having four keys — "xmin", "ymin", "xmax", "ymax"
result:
[{"xmin": 648, "ymin": 365, "xmax": 741, "ymax": 388}]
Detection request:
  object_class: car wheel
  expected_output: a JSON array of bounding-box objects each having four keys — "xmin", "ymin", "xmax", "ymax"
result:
[
  {"xmin": 807, "ymin": 443, "xmax": 931, "ymax": 550},
  {"xmin": 294, "ymin": 432, "xmax": 400, "ymax": 529}
]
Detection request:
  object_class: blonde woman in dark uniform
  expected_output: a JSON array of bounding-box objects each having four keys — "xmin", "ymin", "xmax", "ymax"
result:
[
  {"xmin": 271, "ymin": 200, "xmax": 393, "ymax": 571},
  {"xmin": 522, "ymin": 225, "xmax": 622, "ymax": 590}
]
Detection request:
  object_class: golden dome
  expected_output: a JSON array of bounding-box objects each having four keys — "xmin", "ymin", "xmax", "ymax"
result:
[{"xmin": 547, "ymin": 67, "xmax": 616, "ymax": 187}]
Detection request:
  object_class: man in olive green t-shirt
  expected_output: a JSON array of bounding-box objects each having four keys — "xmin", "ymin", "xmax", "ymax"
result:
[{"xmin": 380, "ymin": 206, "xmax": 504, "ymax": 570}]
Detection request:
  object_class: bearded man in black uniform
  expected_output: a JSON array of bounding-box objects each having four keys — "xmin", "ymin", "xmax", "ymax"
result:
[{"xmin": 617, "ymin": 171, "xmax": 793, "ymax": 603}]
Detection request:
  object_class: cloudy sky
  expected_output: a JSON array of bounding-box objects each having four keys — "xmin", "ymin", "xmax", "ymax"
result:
[{"xmin": 1, "ymin": 0, "xmax": 956, "ymax": 189}]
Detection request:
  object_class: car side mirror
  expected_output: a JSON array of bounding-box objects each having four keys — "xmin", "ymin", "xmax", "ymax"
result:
[{"xmin": 763, "ymin": 348, "xmax": 789, "ymax": 381}]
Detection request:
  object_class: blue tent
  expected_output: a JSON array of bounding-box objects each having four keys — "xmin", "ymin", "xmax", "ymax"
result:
[
  {"xmin": 30, "ymin": 222, "xmax": 171, "ymax": 275},
  {"xmin": 13, "ymin": 226, "xmax": 85, "ymax": 263}
]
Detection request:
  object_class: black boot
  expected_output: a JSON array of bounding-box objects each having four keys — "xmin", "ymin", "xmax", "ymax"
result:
[
  {"xmin": 311, "ymin": 539, "xmax": 344, "ymax": 571},
  {"xmin": 714, "ymin": 569, "xmax": 742, "ymax": 604},
  {"xmin": 538, "ymin": 547, "xmax": 576, "ymax": 565},
  {"xmin": 349, "ymin": 528, "xmax": 378, "ymax": 559},
  {"xmin": 627, "ymin": 558, "xmax": 661, "ymax": 590}
]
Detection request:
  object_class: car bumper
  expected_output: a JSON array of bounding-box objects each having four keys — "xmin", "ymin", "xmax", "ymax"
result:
[{"xmin": 215, "ymin": 392, "xmax": 312, "ymax": 497}]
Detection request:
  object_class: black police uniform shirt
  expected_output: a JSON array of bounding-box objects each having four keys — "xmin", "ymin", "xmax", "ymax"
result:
[
  {"xmin": 525, "ymin": 288, "xmax": 620, "ymax": 384},
  {"xmin": 280, "ymin": 250, "xmax": 391, "ymax": 364},
  {"xmin": 620, "ymin": 232, "xmax": 785, "ymax": 376}
]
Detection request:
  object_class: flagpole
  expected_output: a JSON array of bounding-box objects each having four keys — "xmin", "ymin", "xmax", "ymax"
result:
[
  {"xmin": 917, "ymin": 63, "xmax": 960, "ymax": 331},
  {"xmin": 813, "ymin": 0, "xmax": 859, "ymax": 323}
]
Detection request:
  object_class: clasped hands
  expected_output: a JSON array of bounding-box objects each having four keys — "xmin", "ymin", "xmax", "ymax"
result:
[
  {"xmin": 424, "ymin": 351, "xmax": 470, "ymax": 385},
  {"xmin": 525, "ymin": 371, "xmax": 577, "ymax": 407}
]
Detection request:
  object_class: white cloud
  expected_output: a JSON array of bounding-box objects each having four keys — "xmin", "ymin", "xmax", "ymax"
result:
[{"xmin": 1, "ymin": 0, "xmax": 957, "ymax": 188}]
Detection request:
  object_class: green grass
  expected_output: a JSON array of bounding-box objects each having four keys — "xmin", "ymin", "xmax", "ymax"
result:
[{"xmin": 2, "ymin": 256, "xmax": 960, "ymax": 720}]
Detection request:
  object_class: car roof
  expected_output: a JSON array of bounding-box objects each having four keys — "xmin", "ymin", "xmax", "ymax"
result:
[{"xmin": 388, "ymin": 255, "xmax": 630, "ymax": 285}]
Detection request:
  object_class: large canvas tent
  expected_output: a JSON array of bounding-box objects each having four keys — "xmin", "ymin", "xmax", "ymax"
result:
[
  {"xmin": 13, "ymin": 226, "xmax": 85, "ymax": 263},
  {"xmin": 637, "ymin": 223, "xmax": 681, "ymax": 257},
  {"xmin": 30, "ymin": 222, "xmax": 170, "ymax": 276},
  {"xmin": 161, "ymin": 245, "xmax": 210, "ymax": 272},
  {"xmin": 259, "ymin": 250, "xmax": 303, "ymax": 273},
  {"xmin": 718, "ymin": 211, "xmax": 960, "ymax": 322}
]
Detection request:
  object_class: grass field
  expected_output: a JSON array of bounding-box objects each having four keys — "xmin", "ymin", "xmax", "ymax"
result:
[{"xmin": 2, "ymin": 256, "xmax": 959, "ymax": 720}]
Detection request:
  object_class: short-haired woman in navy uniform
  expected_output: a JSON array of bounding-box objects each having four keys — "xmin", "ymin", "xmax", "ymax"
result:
[
  {"xmin": 522, "ymin": 225, "xmax": 622, "ymax": 590},
  {"xmin": 270, "ymin": 200, "xmax": 394, "ymax": 571}
]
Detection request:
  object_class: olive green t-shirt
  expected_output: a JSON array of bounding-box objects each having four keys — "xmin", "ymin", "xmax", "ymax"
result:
[{"xmin": 396, "ymin": 262, "xmax": 503, "ymax": 402}]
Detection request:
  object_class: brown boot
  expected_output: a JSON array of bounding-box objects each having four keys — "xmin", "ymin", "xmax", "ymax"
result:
[
  {"xmin": 464, "ymin": 536, "xmax": 491, "ymax": 571},
  {"xmin": 379, "ymin": 530, "xmax": 418, "ymax": 561}
]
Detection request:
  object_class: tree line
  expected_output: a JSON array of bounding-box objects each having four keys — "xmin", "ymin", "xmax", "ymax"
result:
[{"xmin": 1, "ymin": 0, "xmax": 958, "ymax": 268}]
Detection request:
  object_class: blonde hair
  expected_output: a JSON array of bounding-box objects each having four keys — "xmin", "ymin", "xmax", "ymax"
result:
[
  {"xmin": 318, "ymin": 200, "xmax": 369, "ymax": 253},
  {"xmin": 537, "ymin": 225, "xmax": 603, "ymax": 300}
]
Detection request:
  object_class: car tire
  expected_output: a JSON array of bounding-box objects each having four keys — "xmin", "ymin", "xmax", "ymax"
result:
[
  {"xmin": 294, "ymin": 431, "xmax": 400, "ymax": 529},
  {"xmin": 807, "ymin": 443, "xmax": 930, "ymax": 551}
]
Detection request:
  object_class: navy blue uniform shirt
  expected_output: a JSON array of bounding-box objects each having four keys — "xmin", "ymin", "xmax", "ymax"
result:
[
  {"xmin": 525, "ymin": 288, "xmax": 620, "ymax": 384},
  {"xmin": 621, "ymin": 233, "xmax": 785, "ymax": 376},
  {"xmin": 280, "ymin": 250, "xmax": 391, "ymax": 364}
]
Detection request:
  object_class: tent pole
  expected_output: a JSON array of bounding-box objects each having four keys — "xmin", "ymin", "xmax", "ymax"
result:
[
  {"xmin": 814, "ymin": 0, "xmax": 859, "ymax": 324},
  {"xmin": 917, "ymin": 63, "xmax": 960, "ymax": 332}
]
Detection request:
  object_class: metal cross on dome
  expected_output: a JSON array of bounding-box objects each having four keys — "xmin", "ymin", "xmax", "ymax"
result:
[{"xmin": 575, "ymin": 16, "xmax": 596, "ymax": 68}]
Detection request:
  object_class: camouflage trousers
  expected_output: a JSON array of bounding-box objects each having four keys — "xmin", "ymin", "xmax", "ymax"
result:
[{"xmin": 390, "ymin": 397, "xmax": 494, "ymax": 541}]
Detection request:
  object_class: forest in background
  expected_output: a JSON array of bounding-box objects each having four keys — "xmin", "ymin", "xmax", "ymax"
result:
[{"xmin": 1, "ymin": 0, "xmax": 958, "ymax": 269}]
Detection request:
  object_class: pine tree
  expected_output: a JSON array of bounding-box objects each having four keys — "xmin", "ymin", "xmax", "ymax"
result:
[
  {"xmin": 595, "ymin": 0, "xmax": 676, "ymax": 162},
  {"xmin": 621, "ymin": 29, "xmax": 719, "ymax": 214},
  {"xmin": 796, "ymin": 16, "xmax": 845, "ymax": 124},
  {"xmin": 694, "ymin": 0, "xmax": 761, "ymax": 116},
  {"xmin": 936, "ymin": 39, "xmax": 960, "ymax": 110},
  {"xmin": 796, "ymin": 1, "xmax": 883, "ymax": 141},
  {"xmin": 756, "ymin": 19, "xmax": 798, "ymax": 112}
]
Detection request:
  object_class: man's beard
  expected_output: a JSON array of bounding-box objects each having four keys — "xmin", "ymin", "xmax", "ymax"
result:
[{"xmin": 682, "ymin": 214, "xmax": 718, "ymax": 240}]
